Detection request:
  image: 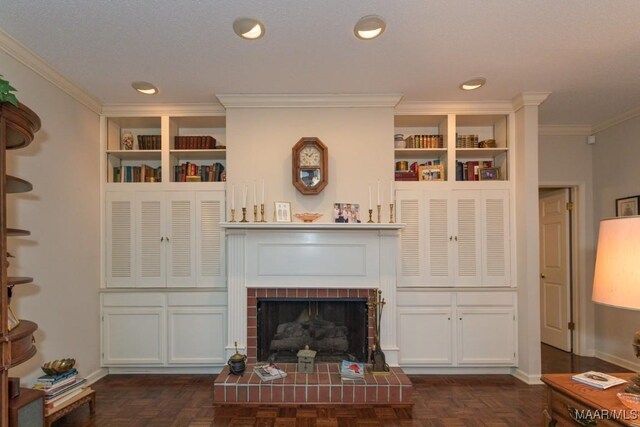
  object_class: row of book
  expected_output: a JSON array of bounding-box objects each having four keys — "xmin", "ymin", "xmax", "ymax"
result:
[
  {"xmin": 174, "ymin": 162, "xmax": 225, "ymax": 182},
  {"xmin": 113, "ymin": 165, "xmax": 162, "ymax": 183},
  {"xmin": 137, "ymin": 135, "xmax": 161, "ymax": 150},
  {"xmin": 456, "ymin": 134, "xmax": 479, "ymax": 148},
  {"xmin": 405, "ymin": 134, "xmax": 444, "ymax": 149},
  {"xmin": 456, "ymin": 160, "xmax": 493, "ymax": 181},
  {"xmin": 174, "ymin": 135, "xmax": 217, "ymax": 150},
  {"xmin": 33, "ymin": 368, "xmax": 88, "ymax": 410},
  {"xmin": 395, "ymin": 160, "xmax": 441, "ymax": 181}
]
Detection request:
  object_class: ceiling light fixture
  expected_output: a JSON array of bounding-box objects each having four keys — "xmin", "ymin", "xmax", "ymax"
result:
[
  {"xmin": 233, "ymin": 18, "xmax": 265, "ymax": 40},
  {"xmin": 354, "ymin": 15, "xmax": 386, "ymax": 40},
  {"xmin": 459, "ymin": 78, "xmax": 487, "ymax": 91},
  {"xmin": 131, "ymin": 81, "xmax": 159, "ymax": 95}
]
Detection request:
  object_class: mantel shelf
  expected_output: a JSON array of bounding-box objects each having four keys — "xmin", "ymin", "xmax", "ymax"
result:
[{"xmin": 221, "ymin": 222, "xmax": 404, "ymax": 230}]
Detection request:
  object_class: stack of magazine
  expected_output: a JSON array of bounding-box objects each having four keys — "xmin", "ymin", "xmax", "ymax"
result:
[
  {"xmin": 253, "ymin": 364, "xmax": 287, "ymax": 382},
  {"xmin": 340, "ymin": 360, "xmax": 365, "ymax": 382},
  {"xmin": 571, "ymin": 371, "xmax": 627, "ymax": 389}
]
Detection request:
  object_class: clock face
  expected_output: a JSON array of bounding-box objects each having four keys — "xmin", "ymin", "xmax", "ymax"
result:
[{"xmin": 299, "ymin": 146, "xmax": 321, "ymax": 167}]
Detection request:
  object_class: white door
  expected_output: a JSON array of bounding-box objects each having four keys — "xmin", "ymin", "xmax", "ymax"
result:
[
  {"xmin": 398, "ymin": 307, "xmax": 453, "ymax": 365},
  {"xmin": 105, "ymin": 192, "xmax": 135, "ymax": 288},
  {"xmin": 453, "ymin": 191, "xmax": 482, "ymax": 286},
  {"xmin": 539, "ymin": 189, "xmax": 571, "ymax": 351},
  {"xmin": 195, "ymin": 191, "xmax": 226, "ymax": 287},
  {"xmin": 396, "ymin": 190, "xmax": 424, "ymax": 287},
  {"xmin": 136, "ymin": 191, "xmax": 165, "ymax": 287},
  {"xmin": 456, "ymin": 307, "xmax": 516, "ymax": 365},
  {"xmin": 482, "ymin": 190, "xmax": 510, "ymax": 287},
  {"xmin": 166, "ymin": 192, "xmax": 196, "ymax": 287},
  {"xmin": 425, "ymin": 191, "xmax": 452, "ymax": 286}
]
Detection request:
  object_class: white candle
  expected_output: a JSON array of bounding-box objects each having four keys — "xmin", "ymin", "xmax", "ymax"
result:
[
  {"xmin": 368, "ymin": 186, "xmax": 372, "ymax": 210},
  {"xmin": 261, "ymin": 179, "xmax": 265, "ymax": 204},
  {"xmin": 242, "ymin": 184, "xmax": 247, "ymax": 208},
  {"xmin": 231, "ymin": 185, "xmax": 235, "ymax": 210},
  {"xmin": 253, "ymin": 181, "xmax": 257, "ymax": 206},
  {"xmin": 377, "ymin": 180, "xmax": 380, "ymax": 206},
  {"xmin": 390, "ymin": 181, "xmax": 394, "ymax": 204}
]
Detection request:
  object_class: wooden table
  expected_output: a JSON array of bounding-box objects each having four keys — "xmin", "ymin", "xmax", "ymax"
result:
[
  {"xmin": 542, "ymin": 373, "xmax": 639, "ymax": 426},
  {"xmin": 44, "ymin": 387, "xmax": 95, "ymax": 427}
]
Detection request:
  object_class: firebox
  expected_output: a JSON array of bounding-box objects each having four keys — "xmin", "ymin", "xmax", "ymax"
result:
[{"xmin": 257, "ymin": 298, "xmax": 368, "ymax": 363}]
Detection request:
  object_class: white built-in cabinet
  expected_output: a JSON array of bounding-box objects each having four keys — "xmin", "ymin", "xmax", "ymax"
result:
[
  {"xmin": 397, "ymin": 291, "xmax": 516, "ymax": 366},
  {"xmin": 101, "ymin": 291, "xmax": 227, "ymax": 366},
  {"xmin": 396, "ymin": 188, "xmax": 510, "ymax": 288}
]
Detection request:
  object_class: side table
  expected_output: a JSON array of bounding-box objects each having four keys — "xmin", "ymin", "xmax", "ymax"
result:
[{"xmin": 44, "ymin": 387, "xmax": 95, "ymax": 427}]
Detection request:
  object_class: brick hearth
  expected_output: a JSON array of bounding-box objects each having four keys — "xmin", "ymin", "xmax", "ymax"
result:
[{"xmin": 213, "ymin": 363, "xmax": 413, "ymax": 406}]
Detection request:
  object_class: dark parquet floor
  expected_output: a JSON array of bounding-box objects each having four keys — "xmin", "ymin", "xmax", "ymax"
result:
[{"xmin": 51, "ymin": 345, "xmax": 629, "ymax": 427}]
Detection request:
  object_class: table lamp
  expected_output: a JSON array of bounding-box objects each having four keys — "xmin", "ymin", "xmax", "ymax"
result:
[{"xmin": 592, "ymin": 216, "xmax": 640, "ymax": 393}]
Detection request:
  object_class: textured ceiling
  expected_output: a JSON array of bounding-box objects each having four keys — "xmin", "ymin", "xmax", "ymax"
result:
[{"xmin": 0, "ymin": 0, "xmax": 639, "ymax": 126}]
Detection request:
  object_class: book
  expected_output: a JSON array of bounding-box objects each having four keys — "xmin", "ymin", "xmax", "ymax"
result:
[
  {"xmin": 253, "ymin": 364, "xmax": 287, "ymax": 382},
  {"xmin": 571, "ymin": 371, "xmax": 627, "ymax": 389},
  {"xmin": 34, "ymin": 375, "xmax": 77, "ymax": 391},
  {"xmin": 35, "ymin": 368, "xmax": 78, "ymax": 385},
  {"xmin": 44, "ymin": 378, "xmax": 87, "ymax": 400},
  {"xmin": 45, "ymin": 387, "xmax": 86, "ymax": 409},
  {"xmin": 340, "ymin": 360, "xmax": 365, "ymax": 380}
]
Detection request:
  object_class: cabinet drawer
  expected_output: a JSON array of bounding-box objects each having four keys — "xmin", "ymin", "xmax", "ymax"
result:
[{"xmin": 549, "ymin": 389, "xmax": 621, "ymax": 427}]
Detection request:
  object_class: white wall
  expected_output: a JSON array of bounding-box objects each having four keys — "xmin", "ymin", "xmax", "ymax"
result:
[
  {"xmin": 591, "ymin": 116, "xmax": 640, "ymax": 370},
  {"xmin": 2, "ymin": 51, "xmax": 102, "ymax": 384},
  {"xmin": 225, "ymin": 107, "xmax": 394, "ymax": 221}
]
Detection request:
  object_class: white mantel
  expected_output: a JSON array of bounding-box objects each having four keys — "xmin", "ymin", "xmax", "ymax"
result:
[{"xmin": 223, "ymin": 223, "xmax": 404, "ymax": 365}]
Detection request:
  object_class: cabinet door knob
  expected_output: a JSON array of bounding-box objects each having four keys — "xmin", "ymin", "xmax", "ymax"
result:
[
  {"xmin": 540, "ymin": 273, "xmax": 546, "ymax": 278},
  {"xmin": 160, "ymin": 237, "xmax": 164, "ymax": 242},
  {"xmin": 449, "ymin": 236, "xmax": 453, "ymax": 241},
  {"xmin": 166, "ymin": 237, "xmax": 170, "ymax": 242}
]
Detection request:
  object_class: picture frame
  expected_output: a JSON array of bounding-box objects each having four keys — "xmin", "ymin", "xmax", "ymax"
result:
[
  {"xmin": 333, "ymin": 203, "xmax": 361, "ymax": 223},
  {"xmin": 274, "ymin": 202, "xmax": 292, "ymax": 222},
  {"xmin": 479, "ymin": 167, "xmax": 500, "ymax": 181},
  {"xmin": 418, "ymin": 164, "xmax": 444, "ymax": 181},
  {"xmin": 616, "ymin": 195, "xmax": 640, "ymax": 217}
]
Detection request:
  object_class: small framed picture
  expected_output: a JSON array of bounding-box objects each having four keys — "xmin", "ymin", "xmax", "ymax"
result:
[
  {"xmin": 419, "ymin": 164, "xmax": 444, "ymax": 181},
  {"xmin": 616, "ymin": 196, "xmax": 640, "ymax": 217},
  {"xmin": 334, "ymin": 203, "xmax": 361, "ymax": 223},
  {"xmin": 274, "ymin": 202, "xmax": 292, "ymax": 222},
  {"xmin": 479, "ymin": 167, "xmax": 500, "ymax": 181}
]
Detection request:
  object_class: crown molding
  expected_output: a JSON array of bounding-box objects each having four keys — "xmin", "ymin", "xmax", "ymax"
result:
[
  {"xmin": 395, "ymin": 100, "xmax": 513, "ymax": 115},
  {"xmin": 538, "ymin": 125, "xmax": 593, "ymax": 136},
  {"xmin": 216, "ymin": 94, "xmax": 403, "ymax": 108},
  {"xmin": 511, "ymin": 92, "xmax": 551, "ymax": 111},
  {"xmin": 101, "ymin": 103, "xmax": 226, "ymax": 116},
  {"xmin": 0, "ymin": 28, "xmax": 102, "ymax": 114},
  {"xmin": 592, "ymin": 105, "xmax": 640, "ymax": 134}
]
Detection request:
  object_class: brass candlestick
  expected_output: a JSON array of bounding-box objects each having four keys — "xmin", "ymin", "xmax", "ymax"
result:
[
  {"xmin": 253, "ymin": 205, "xmax": 258, "ymax": 222},
  {"xmin": 240, "ymin": 207, "xmax": 248, "ymax": 223},
  {"xmin": 389, "ymin": 203, "xmax": 395, "ymax": 223},
  {"xmin": 260, "ymin": 203, "xmax": 266, "ymax": 222},
  {"xmin": 230, "ymin": 208, "xmax": 237, "ymax": 222},
  {"xmin": 367, "ymin": 208, "xmax": 374, "ymax": 223},
  {"xmin": 377, "ymin": 204, "xmax": 381, "ymax": 223}
]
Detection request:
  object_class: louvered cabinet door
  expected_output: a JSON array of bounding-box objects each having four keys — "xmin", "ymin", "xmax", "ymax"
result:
[
  {"xmin": 166, "ymin": 192, "xmax": 196, "ymax": 287},
  {"xmin": 106, "ymin": 192, "xmax": 135, "ymax": 287},
  {"xmin": 453, "ymin": 191, "xmax": 482, "ymax": 286},
  {"xmin": 195, "ymin": 191, "xmax": 225, "ymax": 287},
  {"xmin": 424, "ymin": 191, "xmax": 454, "ymax": 286},
  {"xmin": 135, "ymin": 192, "xmax": 166, "ymax": 287},
  {"xmin": 482, "ymin": 190, "xmax": 510, "ymax": 286},
  {"xmin": 396, "ymin": 190, "xmax": 424, "ymax": 287}
]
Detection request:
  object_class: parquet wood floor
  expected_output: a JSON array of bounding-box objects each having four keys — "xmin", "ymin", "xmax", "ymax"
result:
[{"xmin": 50, "ymin": 345, "xmax": 628, "ymax": 427}]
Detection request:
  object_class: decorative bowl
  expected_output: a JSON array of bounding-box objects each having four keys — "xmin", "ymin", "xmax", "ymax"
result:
[
  {"xmin": 41, "ymin": 358, "xmax": 75, "ymax": 376},
  {"xmin": 294, "ymin": 213, "xmax": 322, "ymax": 223},
  {"xmin": 617, "ymin": 392, "xmax": 640, "ymax": 410}
]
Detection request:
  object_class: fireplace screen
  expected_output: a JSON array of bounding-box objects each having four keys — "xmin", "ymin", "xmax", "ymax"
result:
[{"xmin": 257, "ymin": 298, "xmax": 368, "ymax": 363}]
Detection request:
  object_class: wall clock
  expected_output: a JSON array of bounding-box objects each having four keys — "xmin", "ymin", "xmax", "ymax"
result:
[{"xmin": 292, "ymin": 137, "xmax": 328, "ymax": 195}]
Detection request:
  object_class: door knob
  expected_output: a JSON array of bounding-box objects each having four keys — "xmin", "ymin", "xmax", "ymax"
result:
[{"xmin": 540, "ymin": 273, "xmax": 546, "ymax": 278}]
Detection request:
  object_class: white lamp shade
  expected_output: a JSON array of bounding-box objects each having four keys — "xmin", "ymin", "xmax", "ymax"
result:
[{"xmin": 592, "ymin": 216, "xmax": 640, "ymax": 310}]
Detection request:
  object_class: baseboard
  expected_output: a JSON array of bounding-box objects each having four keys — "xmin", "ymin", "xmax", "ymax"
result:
[
  {"xmin": 511, "ymin": 368, "xmax": 543, "ymax": 385},
  {"xmin": 400, "ymin": 366, "xmax": 513, "ymax": 375},
  {"xmin": 594, "ymin": 351, "xmax": 640, "ymax": 372},
  {"xmin": 106, "ymin": 366, "xmax": 224, "ymax": 374},
  {"xmin": 85, "ymin": 368, "xmax": 109, "ymax": 386}
]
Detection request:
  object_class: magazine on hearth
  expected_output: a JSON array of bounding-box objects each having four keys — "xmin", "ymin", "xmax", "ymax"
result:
[
  {"xmin": 571, "ymin": 371, "xmax": 627, "ymax": 389},
  {"xmin": 253, "ymin": 364, "xmax": 287, "ymax": 382}
]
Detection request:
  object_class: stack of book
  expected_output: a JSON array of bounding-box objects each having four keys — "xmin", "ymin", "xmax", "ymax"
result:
[
  {"xmin": 340, "ymin": 360, "xmax": 365, "ymax": 382},
  {"xmin": 33, "ymin": 369, "xmax": 88, "ymax": 409},
  {"xmin": 253, "ymin": 364, "xmax": 287, "ymax": 382}
]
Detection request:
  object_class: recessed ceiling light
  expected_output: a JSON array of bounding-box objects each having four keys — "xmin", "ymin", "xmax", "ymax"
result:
[
  {"xmin": 354, "ymin": 15, "xmax": 386, "ymax": 40},
  {"xmin": 233, "ymin": 18, "xmax": 265, "ymax": 40},
  {"xmin": 131, "ymin": 81, "xmax": 159, "ymax": 95},
  {"xmin": 460, "ymin": 78, "xmax": 487, "ymax": 91}
]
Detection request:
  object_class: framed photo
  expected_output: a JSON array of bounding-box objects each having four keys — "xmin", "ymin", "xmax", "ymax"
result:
[
  {"xmin": 616, "ymin": 196, "xmax": 640, "ymax": 217},
  {"xmin": 479, "ymin": 167, "xmax": 500, "ymax": 181},
  {"xmin": 274, "ymin": 202, "xmax": 292, "ymax": 222},
  {"xmin": 333, "ymin": 203, "xmax": 361, "ymax": 223},
  {"xmin": 419, "ymin": 164, "xmax": 444, "ymax": 181}
]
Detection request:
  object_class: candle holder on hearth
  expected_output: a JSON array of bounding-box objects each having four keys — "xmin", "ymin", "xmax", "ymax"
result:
[
  {"xmin": 240, "ymin": 207, "xmax": 248, "ymax": 223},
  {"xmin": 253, "ymin": 205, "xmax": 258, "ymax": 222},
  {"xmin": 230, "ymin": 208, "xmax": 237, "ymax": 222},
  {"xmin": 376, "ymin": 205, "xmax": 381, "ymax": 224},
  {"xmin": 367, "ymin": 209, "xmax": 374, "ymax": 223},
  {"xmin": 260, "ymin": 204, "xmax": 266, "ymax": 222},
  {"xmin": 389, "ymin": 203, "xmax": 395, "ymax": 223}
]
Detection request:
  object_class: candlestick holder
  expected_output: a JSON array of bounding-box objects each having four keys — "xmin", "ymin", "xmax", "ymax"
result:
[
  {"xmin": 376, "ymin": 204, "xmax": 381, "ymax": 224},
  {"xmin": 389, "ymin": 203, "xmax": 395, "ymax": 223},
  {"xmin": 230, "ymin": 208, "xmax": 237, "ymax": 223},
  {"xmin": 260, "ymin": 204, "xmax": 266, "ymax": 222},
  {"xmin": 367, "ymin": 208, "xmax": 374, "ymax": 223},
  {"xmin": 253, "ymin": 205, "xmax": 258, "ymax": 222},
  {"xmin": 240, "ymin": 207, "xmax": 248, "ymax": 223}
]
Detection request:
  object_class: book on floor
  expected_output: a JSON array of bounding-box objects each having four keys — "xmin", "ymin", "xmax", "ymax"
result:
[
  {"xmin": 253, "ymin": 364, "xmax": 287, "ymax": 382},
  {"xmin": 571, "ymin": 371, "xmax": 627, "ymax": 389}
]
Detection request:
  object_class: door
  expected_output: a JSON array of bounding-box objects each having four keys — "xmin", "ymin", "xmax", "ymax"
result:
[
  {"xmin": 456, "ymin": 307, "xmax": 516, "ymax": 365},
  {"xmin": 165, "ymin": 192, "xmax": 196, "ymax": 287},
  {"xmin": 106, "ymin": 192, "xmax": 135, "ymax": 287},
  {"xmin": 539, "ymin": 189, "xmax": 571, "ymax": 351},
  {"xmin": 136, "ymin": 191, "xmax": 165, "ymax": 287}
]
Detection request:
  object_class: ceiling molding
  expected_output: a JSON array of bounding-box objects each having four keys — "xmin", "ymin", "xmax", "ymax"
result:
[
  {"xmin": 216, "ymin": 94, "xmax": 403, "ymax": 108},
  {"xmin": 101, "ymin": 103, "xmax": 226, "ymax": 116},
  {"xmin": 395, "ymin": 100, "xmax": 513, "ymax": 115},
  {"xmin": 0, "ymin": 28, "xmax": 102, "ymax": 114},
  {"xmin": 538, "ymin": 125, "xmax": 593, "ymax": 136},
  {"xmin": 511, "ymin": 92, "xmax": 551, "ymax": 111},
  {"xmin": 592, "ymin": 105, "xmax": 640, "ymax": 134}
]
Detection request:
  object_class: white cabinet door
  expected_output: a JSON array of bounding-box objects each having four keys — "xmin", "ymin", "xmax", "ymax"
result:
[
  {"xmin": 102, "ymin": 307, "xmax": 165, "ymax": 365},
  {"xmin": 106, "ymin": 192, "xmax": 135, "ymax": 288},
  {"xmin": 453, "ymin": 191, "xmax": 482, "ymax": 286},
  {"xmin": 166, "ymin": 192, "xmax": 196, "ymax": 287},
  {"xmin": 196, "ymin": 191, "xmax": 225, "ymax": 287},
  {"xmin": 424, "ymin": 191, "xmax": 452, "ymax": 286},
  {"xmin": 167, "ymin": 307, "xmax": 227, "ymax": 364},
  {"xmin": 397, "ymin": 190, "xmax": 423, "ymax": 287},
  {"xmin": 135, "ymin": 192, "xmax": 165, "ymax": 287},
  {"xmin": 456, "ymin": 307, "xmax": 516, "ymax": 365},
  {"xmin": 482, "ymin": 190, "xmax": 510, "ymax": 287},
  {"xmin": 398, "ymin": 307, "xmax": 453, "ymax": 365}
]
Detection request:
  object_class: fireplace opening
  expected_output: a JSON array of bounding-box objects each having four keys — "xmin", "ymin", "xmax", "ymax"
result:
[{"xmin": 257, "ymin": 298, "xmax": 368, "ymax": 363}]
